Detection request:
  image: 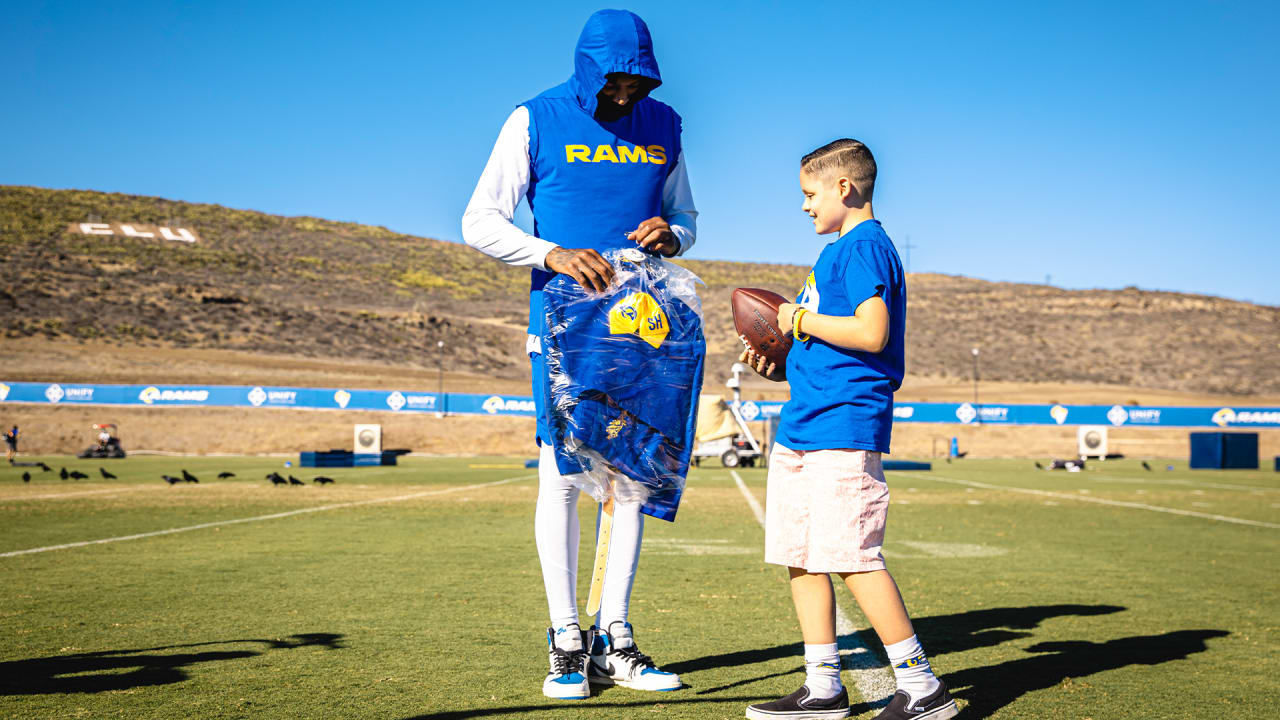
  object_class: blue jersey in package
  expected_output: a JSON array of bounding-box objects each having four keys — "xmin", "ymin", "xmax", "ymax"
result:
[{"xmin": 541, "ymin": 249, "xmax": 705, "ymax": 521}]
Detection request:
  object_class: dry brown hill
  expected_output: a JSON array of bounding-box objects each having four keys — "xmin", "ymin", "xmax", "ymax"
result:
[{"xmin": 3, "ymin": 186, "xmax": 1277, "ymax": 396}]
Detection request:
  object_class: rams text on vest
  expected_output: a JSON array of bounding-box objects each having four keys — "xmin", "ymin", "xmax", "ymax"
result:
[{"xmin": 565, "ymin": 144, "xmax": 667, "ymax": 164}]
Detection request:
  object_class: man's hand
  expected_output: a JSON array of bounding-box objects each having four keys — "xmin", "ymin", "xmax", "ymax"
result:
[
  {"xmin": 777, "ymin": 302, "xmax": 799, "ymax": 336},
  {"xmin": 545, "ymin": 247, "xmax": 615, "ymax": 292},
  {"xmin": 627, "ymin": 217, "xmax": 679, "ymax": 257}
]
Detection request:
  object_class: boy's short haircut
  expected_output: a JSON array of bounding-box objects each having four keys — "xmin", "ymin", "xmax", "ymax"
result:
[{"xmin": 801, "ymin": 139, "xmax": 877, "ymax": 202}]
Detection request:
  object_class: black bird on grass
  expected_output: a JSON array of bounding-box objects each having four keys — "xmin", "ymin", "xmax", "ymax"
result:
[
  {"xmin": 1142, "ymin": 461, "xmax": 1153, "ymax": 471},
  {"xmin": 1034, "ymin": 461, "xmax": 1045, "ymax": 470},
  {"xmin": 100, "ymin": 467, "xmax": 117, "ymax": 480},
  {"xmin": 217, "ymin": 471, "xmax": 236, "ymax": 479},
  {"xmin": 313, "ymin": 476, "xmax": 335, "ymax": 485},
  {"xmin": 69, "ymin": 470, "xmax": 88, "ymax": 480},
  {"xmin": 163, "ymin": 475, "xmax": 183, "ymax": 485},
  {"xmin": 268, "ymin": 473, "xmax": 287, "ymax": 486},
  {"xmin": 181, "ymin": 469, "xmax": 198, "ymax": 483},
  {"xmin": 60, "ymin": 467, "xmax": 69, "ymax": 480},
  {"xmin": 22, "ymin": 471, "xmax": 30, "ymax": 482},
  {"xmin": 288, "ymin": 475, "xmax": 304, "ymax": 486},
  {"xmin": 38, "ymin": 462, "xmax": 52, "ymax": 472}
]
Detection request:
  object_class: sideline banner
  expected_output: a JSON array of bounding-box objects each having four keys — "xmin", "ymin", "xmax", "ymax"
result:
[{"xmin": 2, "ymin": 381, "xmax": 1278, "ymax": 428}]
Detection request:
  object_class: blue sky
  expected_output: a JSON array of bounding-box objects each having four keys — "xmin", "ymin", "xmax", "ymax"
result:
[{"xmin": 4, "ymin": 1, "xmax": 1278, "ymax": 305}]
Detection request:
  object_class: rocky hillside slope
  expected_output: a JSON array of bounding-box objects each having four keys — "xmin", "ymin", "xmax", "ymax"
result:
[{"xmin": 3, "ymin": 186, "xmax": 1276, "ymax": 395}]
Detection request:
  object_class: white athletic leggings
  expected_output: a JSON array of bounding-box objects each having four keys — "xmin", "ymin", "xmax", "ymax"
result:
[{"xmin": 535, "ymin": 441, "xmax": 644, "ymax": 631}]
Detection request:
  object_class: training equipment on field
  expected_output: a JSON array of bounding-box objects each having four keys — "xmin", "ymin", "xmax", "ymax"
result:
[
  {"xmin": 300, "ymin": 448, "xmax": 409, "ymax": 467},
  {"xmin": 1189, "ymin": 432, "xmax": 1259, "ymax": 469},
  {"xmin": 692, "ymin": 363, "xmax": 764, "ymax": 467},
  {"xmin": 542, "ymin": 249, "xmax": 705, "ymax": 521},
  {"xmin": 731, "ymin": 288, "xmax": 792, "ymax": 381},
  {"xmin": 1077, "ymin": 425, "xmax": 1108, "ymax": 459},
  {"xmin": 353, "ymin": 424, "xmax": 382, "ymax": 453},
  {"xmin": 585, "ymin": 492, "xmax": 614, "ymax": 616}
]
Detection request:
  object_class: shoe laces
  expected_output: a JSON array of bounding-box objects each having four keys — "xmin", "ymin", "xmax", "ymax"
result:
[
  {"xmin": 611, "ymin": 643, "xmax": 655, "ymax": 669},
  {"xmin": 551, "ymin": 646, "xmax": 586, "ymax": 676}
]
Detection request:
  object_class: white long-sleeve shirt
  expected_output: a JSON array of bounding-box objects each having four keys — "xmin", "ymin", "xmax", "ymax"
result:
[{"xmin": 461, "ymin": 106, "xmax": 697, "ymax": 270}]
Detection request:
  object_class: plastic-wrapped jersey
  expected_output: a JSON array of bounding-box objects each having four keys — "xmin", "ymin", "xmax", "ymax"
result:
[{"xmin": 542, "ymin": 248, "xmax": 706, "ymax": 521}]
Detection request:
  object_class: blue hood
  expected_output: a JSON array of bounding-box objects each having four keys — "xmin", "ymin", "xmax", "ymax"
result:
[{"xmin": 569, "ymin": 9, "xmax": 662, "ymax": 116}]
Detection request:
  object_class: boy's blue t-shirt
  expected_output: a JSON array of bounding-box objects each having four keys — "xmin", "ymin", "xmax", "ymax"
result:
[{"xmin": 777, "ymin": 219, "xmax": 906, "ymax": 453}]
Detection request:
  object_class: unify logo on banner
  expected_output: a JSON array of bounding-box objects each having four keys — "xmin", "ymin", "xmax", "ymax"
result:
[
  {"xmin": 247, "ymin": 387, "xmax": 297, "ymax": 407},
  {"xmin": 955, "ymin": 403, "xmax": 1010, "ymax": 424},
  {"xmin": 384, "ymin": 392, "xmax": 436, "ymax": 411},
  {"xmin": 44, "ymin": 384, "xmax": 94, "ymax": 403},
  {"xmin": 70, "ymin": 222, "xmax": 200, "ymax": 243}
]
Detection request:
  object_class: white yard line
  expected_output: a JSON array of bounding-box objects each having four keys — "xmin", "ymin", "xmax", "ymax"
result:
[
  {"xmin": 900, "ymin": 473, "xmax": 1280, "ymax": 529},
  {"xmin": 0, "ymin": 486, "xmax": 152, "ymax": 502},
  {"xmin": 1091, "ymin": 474, "xmax": 1278, "ymax": 492},
  {"xmin": 1, "ymin": 474, "xmax": 535, "ymax": 558},
  {"xmin": 731, "ymin": 470, "xmax": 896, "ymax": 708}
]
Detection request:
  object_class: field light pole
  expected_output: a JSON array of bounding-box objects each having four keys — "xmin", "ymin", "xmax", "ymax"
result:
[
  {"xmin": 437, "ymin": 340, "xmax": 446, "ymax": 418},
  {"xmin": 971, "ymin": 347, "xmax": 980, "ymax": 410}
]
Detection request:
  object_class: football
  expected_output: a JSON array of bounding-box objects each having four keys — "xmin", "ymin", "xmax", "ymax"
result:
[{"xmin": 731, "ymin": 287, "xmax": 792, "ymax": 381}]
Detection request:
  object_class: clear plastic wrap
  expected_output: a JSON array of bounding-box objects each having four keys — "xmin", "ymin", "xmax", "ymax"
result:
[{"xmin": 541, "ymin": 248, "xmax": 706, "ymax": 521}]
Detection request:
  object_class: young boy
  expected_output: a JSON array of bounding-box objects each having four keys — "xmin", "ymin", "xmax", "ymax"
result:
[{"xmin": 740, "ymin": 139, "xmax": 957, "ymax": 720}]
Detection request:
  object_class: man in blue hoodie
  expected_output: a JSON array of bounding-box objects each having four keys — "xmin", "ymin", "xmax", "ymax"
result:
[{"xmin": 462, "ymin": 9, "xmax": 696, "ymax": 701}]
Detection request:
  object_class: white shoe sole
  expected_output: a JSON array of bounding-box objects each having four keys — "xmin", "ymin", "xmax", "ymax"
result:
[
  {"xmin": 745, "ymin": 706, "xmax": 850, "ymax": 720},
  {"xmin": 542, "ymin": 684, "xmax": 589, "ymax": 700},
  {"xmin": 589, "ymin": 668, "xmax": 681, "ymax": 691},
  {"xmin": 912, "ymin": 700, "xmax": 958, "ymax": 719}
]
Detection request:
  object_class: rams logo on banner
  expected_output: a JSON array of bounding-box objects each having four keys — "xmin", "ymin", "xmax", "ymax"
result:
[{"xmin": 608, "ymin": 292, "xmax": 669, "ymax": 348}]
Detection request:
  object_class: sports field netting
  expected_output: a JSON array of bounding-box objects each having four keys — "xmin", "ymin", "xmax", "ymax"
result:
[{"xmin": 1, "ymin": 456, "xmax": 1276, "ymax": 718}]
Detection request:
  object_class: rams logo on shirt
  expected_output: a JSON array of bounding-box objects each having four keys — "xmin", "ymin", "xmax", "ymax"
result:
[
  {"xmin": 796, "ymin": 271, "xmax": 820, "ymax": 311},
  {"xmin": 608, "ymin": 291, "xmax": 669, "ymax": 348},
  {"xmin": 565, "ymin": 144, "xmax": 667, "ymax": 164},
  {"xmin": 605, "ymin": 415, "xmax": 629, "ymax": 439}
]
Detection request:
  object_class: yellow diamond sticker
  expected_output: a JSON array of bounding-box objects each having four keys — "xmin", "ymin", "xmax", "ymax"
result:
[{"xmin": 608, "ymin": 292, "xmax": 669, "ymax": 349}]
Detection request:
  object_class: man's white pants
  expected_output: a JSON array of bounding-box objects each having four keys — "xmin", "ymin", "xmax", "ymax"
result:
[{"xmin": 535, "ymin": 442, "xmax": 643, "ymax": 630}]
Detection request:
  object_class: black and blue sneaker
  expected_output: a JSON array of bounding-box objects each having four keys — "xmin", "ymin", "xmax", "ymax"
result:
[
  {"xmin": 543, "ymin": 624, "xmax": 590, "ymax": 700},
  {"xmin": 588, "ymin": 621, "xmax": 681, "ymax": 691}
]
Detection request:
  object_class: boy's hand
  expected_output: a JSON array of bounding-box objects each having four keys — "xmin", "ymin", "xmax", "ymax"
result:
[
  {"xmin": 738, "ymin": 334, "xmax": 776, "ymax": 377},
  {"xmin": 777, "ymin": 303, "xmax": 799, "ymax": 336},
  {"xmin": 546, "ymin": 247, "xmax": 615, "ymax": 292},
  {"xmin": 627, "ymin": 217, "xmax": 679, "ymax": 257}
]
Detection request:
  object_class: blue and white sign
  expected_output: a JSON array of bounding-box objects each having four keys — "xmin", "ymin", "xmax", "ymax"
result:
[{"xmin": 1, "ymin": 380, "xmax": 1278, "ymax": 427}]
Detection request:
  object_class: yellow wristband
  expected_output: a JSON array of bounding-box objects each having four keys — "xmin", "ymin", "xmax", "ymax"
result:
[{"xmin": 793, "ymin": 308, "xmax": 811, "ymax": 342}]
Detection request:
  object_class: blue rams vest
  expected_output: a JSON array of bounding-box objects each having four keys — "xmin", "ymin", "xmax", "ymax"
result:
[{"xmin": 521, "ymin": 84, "xmax": 682, "ymax": 334}]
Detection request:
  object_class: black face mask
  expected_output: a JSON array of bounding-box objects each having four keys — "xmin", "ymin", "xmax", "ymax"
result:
[{"xmin": 594, "ymin": 96, "xmax": 635, "ymax": 122}]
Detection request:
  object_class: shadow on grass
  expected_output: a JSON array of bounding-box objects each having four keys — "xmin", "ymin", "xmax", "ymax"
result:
[
  {"xmin": 669, "ymin": 603, "xmax": 1126, "ymax": 678},
  {"xmin": 949, "ymin": 629, "xmax": 1229, "ymax": 718},
  {"xmin": 0, "ymin": 632, "xmax": 343, "ymax": 695}
]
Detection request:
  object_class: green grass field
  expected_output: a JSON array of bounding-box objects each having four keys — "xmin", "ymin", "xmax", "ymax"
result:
[{"xmin": 1, "ymin": 455, "xmax": 1276, "ymax": 719}]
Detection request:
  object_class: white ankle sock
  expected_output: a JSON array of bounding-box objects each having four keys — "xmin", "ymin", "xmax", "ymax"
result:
[
  {"xmin": 803, "ymin": 643, "xmax": 842, "ymax": 699},
  {"xmin": 884, "ymin": 635, "xmax": 940, "ymax": 703}
]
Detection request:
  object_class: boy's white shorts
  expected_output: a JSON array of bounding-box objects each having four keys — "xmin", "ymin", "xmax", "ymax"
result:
[{"xmin": 764, "ymin": 443, "xmax": 888, "ymax": 573}]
